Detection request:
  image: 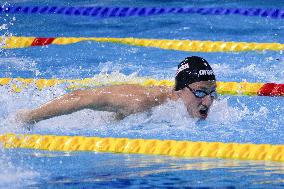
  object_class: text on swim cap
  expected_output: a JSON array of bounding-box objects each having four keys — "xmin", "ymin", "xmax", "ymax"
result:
[
  {"xmin": 176, "ymin": 64, "xmax": 189, "ymax": 76},
  {"xmin": 199, "ymin": 70, "xmax": 214, "ymax": 76}
]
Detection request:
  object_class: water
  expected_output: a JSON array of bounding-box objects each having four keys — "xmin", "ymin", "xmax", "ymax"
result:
[{"xmin": 0, "ymin": 0, "xmax": 284, "ymax": 188}]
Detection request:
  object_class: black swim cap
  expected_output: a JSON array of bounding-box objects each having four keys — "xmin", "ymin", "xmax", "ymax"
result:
[{"xmin": 175, "ymin": 56, "xmax": 216, "ymax": 91}]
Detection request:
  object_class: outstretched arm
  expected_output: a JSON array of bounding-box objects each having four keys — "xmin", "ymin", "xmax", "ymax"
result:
[
  {"xmin": 17, "ymin": 89, "xmax": 104, "ymax": 124},
  {"xmin": 16, "ymin": 85, "xmax": 169, "ymax": 124}
]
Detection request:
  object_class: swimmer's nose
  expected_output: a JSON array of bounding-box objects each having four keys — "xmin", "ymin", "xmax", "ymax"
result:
[{"xmin": 202, "ymin": 94, "xmax": 213, "ymax": 107}]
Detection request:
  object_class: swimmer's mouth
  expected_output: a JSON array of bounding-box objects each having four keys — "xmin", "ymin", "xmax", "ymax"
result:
[{"xmin": 199, "ymin": 107, "xmax": 209, "ymax": 119}]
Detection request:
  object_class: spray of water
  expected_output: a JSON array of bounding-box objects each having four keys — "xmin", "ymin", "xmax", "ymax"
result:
[{"xmin": 0, "ymin": 70, "xmax": 276, "ymax": 143}]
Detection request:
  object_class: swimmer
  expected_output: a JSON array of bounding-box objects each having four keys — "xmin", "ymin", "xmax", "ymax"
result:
[{"xmin": 17, "ymin": 56, "xmax": 217, "ymax": 124}]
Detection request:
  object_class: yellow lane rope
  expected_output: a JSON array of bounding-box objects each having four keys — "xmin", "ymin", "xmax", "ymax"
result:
[
  {"xmin": 0, "ymin": 76, "xmax": 279, "ymax": 96},
  {"xmin": 1, "ymin": 36, "xmax": 284, "ymax": 52},
  {"xmin": 0, "ymin": 133, "xmax": 283, "ymax": 162}
]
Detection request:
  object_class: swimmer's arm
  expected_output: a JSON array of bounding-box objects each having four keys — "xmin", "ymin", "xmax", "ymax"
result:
[{"xmin": 17, "ymin": 89, "xmax": 108, "ymax": 124}]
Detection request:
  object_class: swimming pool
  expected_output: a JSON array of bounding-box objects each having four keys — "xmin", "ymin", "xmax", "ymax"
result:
[{"xmin": 0, "ymin": 0, "xmax": 284, "ymax": 188}]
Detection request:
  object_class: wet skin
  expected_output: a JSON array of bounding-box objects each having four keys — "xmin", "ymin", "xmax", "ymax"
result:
[
  {"xmin": 173, "ymin": 81, "xmax": 217, "ymax": 119},
  {"xmin": 17, "ymin": 81, "xmax": 216, "ymax": 124}
]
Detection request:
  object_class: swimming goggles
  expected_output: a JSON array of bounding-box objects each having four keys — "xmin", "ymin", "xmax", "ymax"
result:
[{"xmin": 186, "ymin": 86, "xmax": 218, "ymax": 99}]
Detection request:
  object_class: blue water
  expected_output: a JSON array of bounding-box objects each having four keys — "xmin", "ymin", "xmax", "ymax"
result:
[{"xmin": 0, "ymin": 0, "xmax": 284, "ymax": 188}]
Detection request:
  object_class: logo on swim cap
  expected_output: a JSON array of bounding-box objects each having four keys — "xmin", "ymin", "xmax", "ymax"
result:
[
  {"xmin": 175, "ymin": 56, "xmax": 216, "ymax": 91},
  {"xmin": 198, "ymin": 70, "xmax": 214, "ymax": 76},
  {"xmin": 176, "ymin": 64, "xmax": 189, "ymax": 76}
]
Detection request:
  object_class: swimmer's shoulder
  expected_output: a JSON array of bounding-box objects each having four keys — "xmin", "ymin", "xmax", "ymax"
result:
[
  {"xmin": 89, "ymin": 84, "xmax": 172, "ymax": 103},
  {"xmin": 119, "ymin": 84, "xmax": 172, "ymax": 97},
  {"xmin": 93, "ymin": 84, "xmax": 170, "ymax": 94}
]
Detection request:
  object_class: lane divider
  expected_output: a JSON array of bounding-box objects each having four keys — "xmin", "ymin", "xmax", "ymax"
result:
[
  {"xmin": 0, "ymin": 133, "xmax": 283, "ymax": 162},
  {"xmin": 1, "ymin": 6, "xmax": 284, "ymax": 19},
  {"xmin": 0, "ymin": 77, "xmax": 283, "ymax": 97},
  {"xmin": 31, "ymin": 37, "xmax": 55, "ymax": 46},
  {"xmin": 1, "ymin": 36, "xmax": 284, "ymax": 52}
]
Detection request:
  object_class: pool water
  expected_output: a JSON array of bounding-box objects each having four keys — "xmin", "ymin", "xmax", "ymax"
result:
[{"xmin": 0, "ymin": 0, "xmax": 284, "ymax": 188}]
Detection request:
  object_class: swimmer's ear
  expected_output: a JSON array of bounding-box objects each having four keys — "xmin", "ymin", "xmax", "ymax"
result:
[
  {"xmin": 175, "ymin": 87, "xmax": 186, "ymax": 94},
  {"xmin": 171, "ymin": 89, "xmax": 182, "ymax": 100}
]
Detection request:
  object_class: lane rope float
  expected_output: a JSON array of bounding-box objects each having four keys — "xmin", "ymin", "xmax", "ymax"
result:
[
  {"xmin": 0, "ymin": 77, "xmax": 283, "ymax": 97},
  {"xmin": 0, "ymin": 133, "xmax": 283, "ymax": 162},
  {"xmin": 1, "ymin": 6, "xmax": 284, "ymax": 19},
  {"xmin": 1, "ymin": 36, "xmax": 284, "ymax": 52}
]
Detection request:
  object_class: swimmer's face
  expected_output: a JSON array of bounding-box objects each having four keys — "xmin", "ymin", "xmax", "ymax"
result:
[{"xmin": 178, "ymin": 81, "xmax": 217, "ymax": 119}]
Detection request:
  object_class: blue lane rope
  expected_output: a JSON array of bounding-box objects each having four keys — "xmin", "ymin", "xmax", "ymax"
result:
[{"xmin": 1, "ymin": 6, "xmax": 284, "ymax": 19}]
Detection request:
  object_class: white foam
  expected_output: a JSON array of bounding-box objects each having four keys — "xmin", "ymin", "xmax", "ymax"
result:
[
  {"xmin": 0, "ymin": 149, "xmax": 39, "ymax": 188},
  {"xmin": 0, "ymin": 72, "xmax": 280, "ymax": 143},
  {"xmin": 0, "ymin": 57, "xmax": 38, "ymax": 71},
  {"xmin": 212, "ymin": 61, "xmax": 284, "ymax": 83},
  {"xmin": 207, "ymin": 97, "xmax": 247, "ymax": 124}
]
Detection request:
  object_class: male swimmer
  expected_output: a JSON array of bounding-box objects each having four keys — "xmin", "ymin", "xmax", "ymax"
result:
[{"xmin": 17, "ymin": 56, "xmax": 217, "ymax": 124}]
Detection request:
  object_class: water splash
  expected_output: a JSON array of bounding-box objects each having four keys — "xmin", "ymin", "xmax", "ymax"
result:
[
  {"xmin": 0, "ymin": 148, "xmax": 40, "ymax": 188},
  {"xmin": 213, "ymin": 63, "xmax": 284, "ymax": 83},
  {"xmin": 0, "ymin": 3, "xmax": 16, "ymax": 48}
]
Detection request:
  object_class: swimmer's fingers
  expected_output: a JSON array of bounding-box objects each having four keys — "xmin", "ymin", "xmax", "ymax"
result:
[
  {"xmin": 20, "ymin": 123, "xmax": 34, "ymax": 131},
  {"xmin": 13, "ymin": 110, "xmax": 34, "ymax": 131},
  {"xmin": 14, "ymin": 109, "xmax": 35, "ymax": 130},
  {"xmin": 15, "ymin": 109, "xmax": 29, "ymax": 124}
]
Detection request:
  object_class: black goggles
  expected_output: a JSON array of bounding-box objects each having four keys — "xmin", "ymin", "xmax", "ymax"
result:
[{"xmin": 186, "ymin": 86, "xmax": 218, "ymax": 99}]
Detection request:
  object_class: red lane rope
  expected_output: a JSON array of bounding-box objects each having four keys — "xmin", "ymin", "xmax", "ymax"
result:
[
  {"xmin": 258, "ymin": 83, "xmax": 284, "ymax": 96},
  {"xmin": 31, "ymin": 37, "xmax": 55, "ymax": 46}
]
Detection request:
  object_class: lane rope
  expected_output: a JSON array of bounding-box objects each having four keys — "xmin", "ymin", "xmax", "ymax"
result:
[
  {"xmin": 0, "ymin": 77, "xmax": 283, "ymax": 97},
  {"xmin": 1, "ymin": 36, "xmax": 284, "ymax": 52},
  {"xmin": 1, "ymin": 6, "xmax": 284, "ymax": 19},
  {"xmin": 0, "ymin": 133, "xmax": 283, "ymax": 162}
]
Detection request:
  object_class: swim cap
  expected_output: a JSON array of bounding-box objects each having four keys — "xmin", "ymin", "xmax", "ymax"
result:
[{"xmin": 175, "ymin": 56, "xmax": 216, "ymax": 91}]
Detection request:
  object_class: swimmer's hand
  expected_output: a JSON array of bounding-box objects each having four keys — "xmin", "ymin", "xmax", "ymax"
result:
[
  {"xmin": 15, "ymin": 110, "xmax": 35, "ymax": 130},
  {"xmin": 15, "ymin": 109, "xmax": 31, "ymax": 123}
]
